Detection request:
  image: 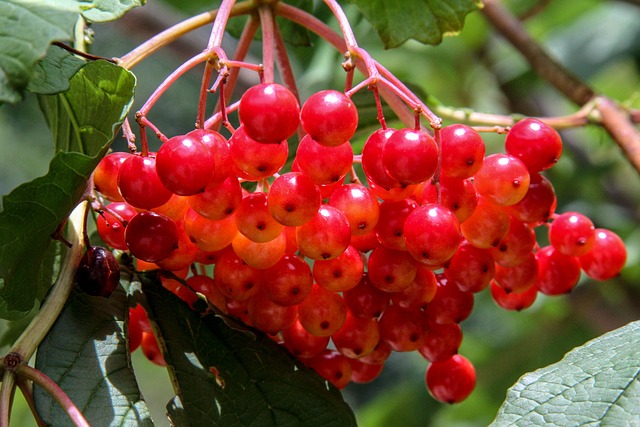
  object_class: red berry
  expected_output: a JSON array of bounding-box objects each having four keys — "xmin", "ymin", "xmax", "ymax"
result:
[
  {"xmin": 505, "ymin": 118, "xmax": 562, "ymax": 172},
  {"xmin": 549, "ymin": 211, "xmax": 595, "ymax": 257},
  {"xmin": 239, "ymin": 83, "xmax": 300, "ymax": 144},
  {"xmin": 404, "ymin": 204, "xmax": 461, "ymax": 267},
  {"xmin": 295, "ymin": 204, "xmax": 351, "ymax": 260},
  {"xmin": 96, "ymin": 202, "xmax": 137, "ymax": 250},
  {"xmin": 535, "ymin": 245, "xmax": 581, "ymax": 295},
  {"xmin": 300, "ymin": 90, "xmax": 358, "ymax": 147},
  {"xmin": 94, "ymin": 152, "xmax": 130, "ymax": 202},
  {"xmin": 440, "ymin": 124, "xmax": 485, "ymax": 179},
  {"xmin": 474, "ymin": 153, "xmax": 530, "ymax": 206},
  {"xmin": 426, "ymin": 354, "xmax": 476, "ymax": 403},
  {"xmin": 267, "ymin": 172, "xmax": 322, "ymax": 227},
  {"xmin": 125, "ymin": 212, "xmax": 178, "ymax": 263},
  {"xmin": 156, "ymin": 134, "xmax": 214, "ymax": 195},
  {"xmin": 382, "ymin": 128, "xmax": 438, "ymax": 186},
  {"xmin": 118, "ymin": 154, "xmax": 173, "ymax": 210},
  {"xmin": 579, "ymin": 229, "xmax": 626, "ymax": 281}
]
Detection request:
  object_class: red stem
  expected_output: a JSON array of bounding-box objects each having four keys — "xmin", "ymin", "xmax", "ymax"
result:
[
  {"xmin": 258, "ymin": 5, "xmax": 276, "ymax": 83},
  {"xmin": 17, "ymin": 364, "xmax": 90, "ymax": 427}
]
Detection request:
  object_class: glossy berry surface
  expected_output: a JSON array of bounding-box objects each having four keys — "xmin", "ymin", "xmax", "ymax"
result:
[
  {"xmin": 426, "ymin": 354, "xmax": 476, "ymax": 403},
  {"xmin": 239, "ymin": 82, "xmax": 300, "ymax": 144},
  {"xmin": 300, "ymin": 90, "xmax": 358, "ymax": 146},
  {"xmin": 505, "ymin": 118, "xmax": 562, "ymax": 172},
  {"xmin": 156, "ymin": 134, "xmax": 214, "ymax": 195}
]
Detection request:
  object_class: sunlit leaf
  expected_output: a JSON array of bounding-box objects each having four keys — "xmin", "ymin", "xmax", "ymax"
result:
[
  {"xmin": 78, "ymin": 0, "xmax": 146, "ymax": 23},
  {"xmin": 348, "ymin": 0, "xmax": 482, "ymax": 48},
  {"xmin": 491, "ymin": 321, "xmax": 640, "ymax": 426},
  {"xmin": 34, "ymin": 286, "xmax": 153, "ymax": 426}
]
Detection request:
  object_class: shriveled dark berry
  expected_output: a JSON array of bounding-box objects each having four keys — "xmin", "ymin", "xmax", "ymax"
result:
[{"xmin": 76, "ymin": 246, "xmax": 120, "ymax": 298}]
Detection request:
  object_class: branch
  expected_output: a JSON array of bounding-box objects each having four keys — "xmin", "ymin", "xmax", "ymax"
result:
[
  {"xmin": 10, "ymin": 202, "xmax": 88, "ymax": 361},
  {"xmin": 481, "ymin": 0, "xmax": 594, "ymax": 105},
  {"xmin": 481, "ymin": 0, "xmax": 640, "ymax": 174},
  {"xmin": 596, "ymin": 96, "xmax": 640, "ymax": 174}
]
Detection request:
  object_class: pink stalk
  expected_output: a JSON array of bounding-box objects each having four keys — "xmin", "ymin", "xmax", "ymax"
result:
[{"xmin": 258, "ymin": 5, "xmax": 277, "ymax": 83}]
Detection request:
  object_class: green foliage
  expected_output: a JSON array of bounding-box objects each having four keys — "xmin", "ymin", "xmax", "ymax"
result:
[
  {"xmin": 0, "ymin": 61, "xmax": 135, "ymax": 318},
  {"xmin": 141, "ymin": 275, "xmax": 358, "ymax": 427},
  {"xmin": 348, "ymin": 0, "xmax": 482, "ymax": 48},
  {"xmin": 491, "ymin": 320, "xmax": 640, "ymax": 426},
  {"xmin": 34, "ymin": 286, "xmax": 152, "ymax": 426},
  {"xmin": 27, "ymin": 46, "xmax": 86, "ymax": 95},
  {"xmin": 79, "ymin": 0, "xmax": 146, "ymax": 23},
  {"xmin": 0, "ymin": 0, "xmax": 80, "ymax": 104}
]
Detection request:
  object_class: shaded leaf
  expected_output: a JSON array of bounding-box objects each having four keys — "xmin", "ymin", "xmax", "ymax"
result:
[
  {"xmin": 0, "ymin": 61, "xmax": 135, "ymax": 318},
  {"xmin": 348, "ymin": 0, "xmax": 482, "ymax": 48},
  {"xmin": 27, "ymin": 45, "xmax": 86, "ymax": 95},
  {"xmin": 491, "ymin": 321, "xmax": 640, "ymax": 426},
  {"xmin": 34, "ymin": 286, "xmax": 153, "ymax": 426},
  {"xmin": 141, "ymin": 275, "xmax": 358, "ymax": 427},
  {"xmin": 79, "ymin": 0, "xmax": 146, "ymax": 23},
  {"xmin": 0, "ymin": 0, "xmax": 80, "ymax": 104}
]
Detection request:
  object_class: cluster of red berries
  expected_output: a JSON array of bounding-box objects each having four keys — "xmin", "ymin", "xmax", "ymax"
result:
[{"xmin": 91, "ymin": 82, "xmax": 626, "ymax": 404}]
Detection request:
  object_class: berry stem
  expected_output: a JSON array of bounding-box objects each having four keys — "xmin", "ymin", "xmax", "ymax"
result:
[
  {"xmin": 206, "ymin": 0, "xmax": 237, "ymax": 51},
  {"xmin": 0, "ymin": 369, "xmax": 16, "ymax": 427},
  {"xmin": 258, "ymin": 4, "xmax": 276, "ymax": 83},
  {"xmin": 139, "ymin": 51, "xmax": 210, "ymax": 117},
  {"xmin": 10, "ymin": 202, "xmax": 88, "ymax": 362},
  {"xmin": 196, "ymin": 59, "xmax": 216, "ymax": 129},
  {"xmin": 210, "ymin": 15, "xmax": 261, "ymax": 132},
  {"xmin": 16, "ymin": 363, "xmax": 90, "ymax": 427},
  {"xmin": 121, "ymin": 118, "xmax": 137, "ymax": 153},
  {"xmin": 15, "ymin": 378, "xmax": 47, "ymax": 427}
]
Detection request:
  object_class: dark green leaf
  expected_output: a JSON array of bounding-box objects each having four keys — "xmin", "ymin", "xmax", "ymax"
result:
[
  {"xmin": 34, "ymin": 286, "xmax": 153, "ymax": 426},
  {"xmin": 491, "ymin": 321, "xmax": 640, "ymax": 426},
  {"xmin": 348, "ymin": 0, "xmax": 482, "ymax": 48},
  {"xmin": 0, "ymin": 0, "xmax": 80, "ymax": 104},
  {"xmin": 141, "ymin": 275, "xmax": 357, "ymax": 427},
  {"xmin": 79, "ymin": 0, "xmax": 146, "ymax": 23},
  {"xmin": 0, "ymin": 61, "xmax": 135, "ymax": 318},
  {"xmin": 39, "ymin": 60, "xmax": 136, "ymax": 155},
  {"xmin": 27, "ymin": 45, "xmax": 86, "ymax": 95}
]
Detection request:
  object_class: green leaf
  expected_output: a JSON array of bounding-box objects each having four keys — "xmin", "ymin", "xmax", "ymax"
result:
[
  {"xmin": 0, "ymin": 61, "xmax": 135, "ymax": 318},
  {"xmin": 39, "ymin": 60, "xmax": 136, "ymax": 155},
  {"xmin": 0, "ymin": 0, "xmax": 80, "ymax": 104},
  {"xmin": 141, "ymin": 275, "xmax": 358, "ymax": 427},
  {"xmin": 27, "ymin": 45, "xmax": 86, "ymax": 95},
  {"xmin": 34, "ymin": 286, "xmax": 153, "ymax": 426},
  {"xmin": 348, "ymin": 0, "xmax": 483, "ymax": 48},
  {"xmin": 79, "ymin": 0, "xmax": 146, "ymax": 23},
  {"xmin": 491, "ymin": 321, "xmax": 640, "ymax": 426}
]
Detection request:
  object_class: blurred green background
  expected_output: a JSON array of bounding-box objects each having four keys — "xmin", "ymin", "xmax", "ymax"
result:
[{"xmin": 1, "ymin": 0, "xmax": 639, "ymax": 425}]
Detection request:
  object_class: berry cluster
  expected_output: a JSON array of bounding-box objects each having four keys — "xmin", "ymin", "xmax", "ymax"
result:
[{"xmin": 92, "ymin": 82, "xmax": 626, "ymax": 404}]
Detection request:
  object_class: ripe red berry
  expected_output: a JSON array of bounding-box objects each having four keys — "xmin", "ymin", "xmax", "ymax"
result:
[
  {"xmin": 96, "ymin": 202, "xmax": 137, "ymax": 250},
  {"xmin": 404, "ymin": 204, "xmax": 461, "ymax": 267},
  {"xmin": 295, "ymin": 135, "xmax": 353, "ymax": 186},
  {"xmin": 229, "ymin": 126, "xmax": 288, "ymax": 180},
  {"xmin": 239, "ymin": 82, "xmax": 300, "ymax": 144},
  {"xmin": 505, "ymin": 118, "xmax": 562, "ymax": 172},
  {"xmin": 549, "ymin": 211, "xmax": 595, "ymax": 257},
  {"xmin": 361, "ymin": 128, "xmax": 400, "ymax": 189},
  {"xmin": 506, "ymin": 172, "xmax": 557, "ymax": 225},
  {"xmin": 382, "ymin": 128, "xmax": 438, "ymax": 186},
  {"xmin": 474, "ymin": 153, "xmax": 530, "ymax": 206},
  {"xmin": 118, "ymin": 154, "xmax": 173, "ymax": 210},
  {"xmin": 298, "ymin": 284, "xmax": 347, "ymax": 337},
  {"xmin": 426, "ymin": 354, "xmax": 476, "ymax": 403},
  {"xmin": 155, "ymin": 134, "xmax": 214, "ymax": 195},
  {"xmin": 267, "ymin": 172, "xmax": 322, "ymax": 227},
  {"xmin": 94, "ymin": 152, "xmax": 130, "ymax": 202},
  {"xmin": 295, "ymin": 204, "xmax": 351, "ymax": 260},
  {"xmin": 125, "ymin": 211, "xmax": 178, "ymax": 263},
  {"xmin": 440, "ymin": 124, "xmax": 485, "ymax": 179},
  {"xmin": 535, "ymin": 245, "xmax": 581, "ymax": 295},
  {"xmin": 579, "ymin": 229, "xmax": 626, "ymax": 281},
  {"xmin": 300, "ymin": 90, "xmax": 358, "ymax": 147},
  {"xmin": 490, "ymin": 280, "xmax": 538, "ymax": 311}
]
